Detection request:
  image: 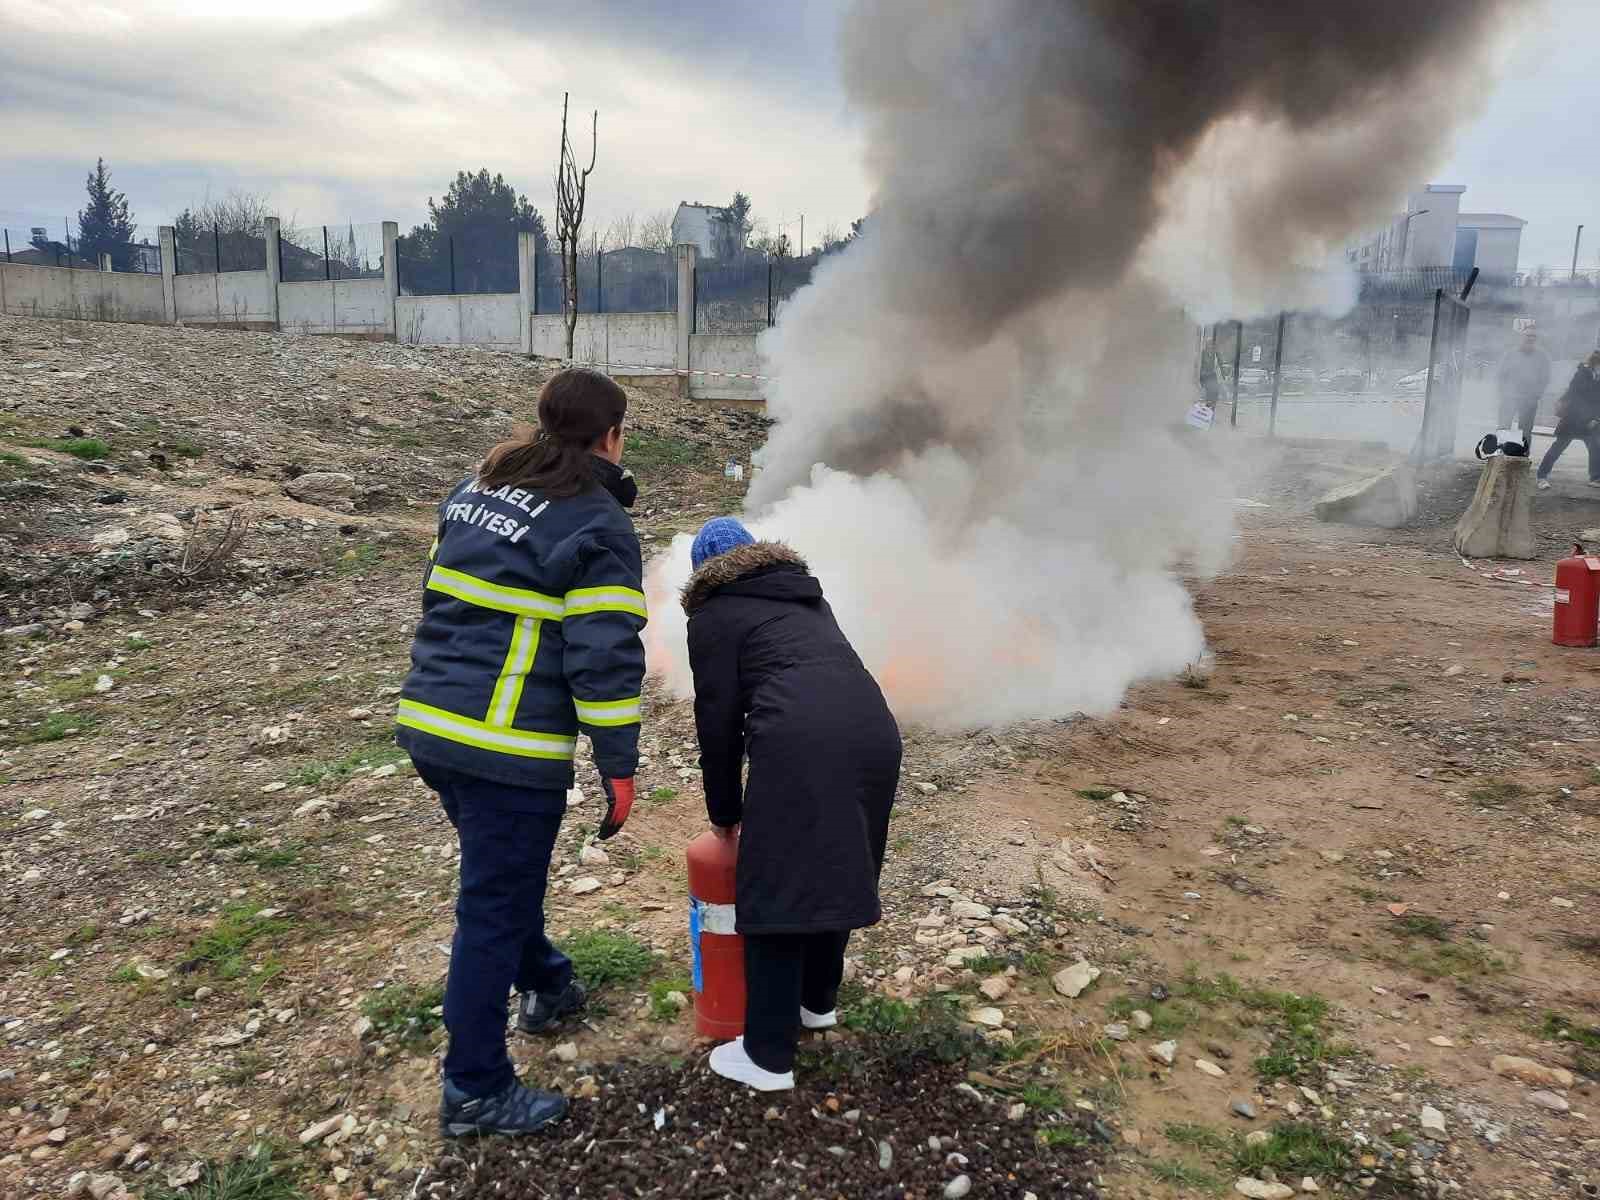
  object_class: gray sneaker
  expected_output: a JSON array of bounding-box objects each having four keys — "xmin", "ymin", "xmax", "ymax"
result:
[
  {"xmin": 438, "ymin": 1077, "xmax": 567, "ymax": 1138},
  {"xmin": 517, "ymin": 980, "xmax": 587, "ymax": 1035}
]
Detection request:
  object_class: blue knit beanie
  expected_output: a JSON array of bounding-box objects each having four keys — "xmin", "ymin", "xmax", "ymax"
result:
[{"xmin": 691, "ymin": 517, "xmax": 755, "ymax": 570}]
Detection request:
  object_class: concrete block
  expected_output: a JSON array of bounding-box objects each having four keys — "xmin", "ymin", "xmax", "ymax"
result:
[
  {"xmin": 1313, "ymin": 463, "xmax": 1417, "ymax": 529},
  {"xmin": 1453, "ymin": 455, "xmax": 1536, "ymax": 560}
]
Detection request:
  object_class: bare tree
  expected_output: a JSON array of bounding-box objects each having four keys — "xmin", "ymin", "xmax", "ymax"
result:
[
  {"xmin": 602, "ymin": 211, "xmax": 637, "ymax": 251},
  {"xmin": 554, "ymin": 93, "xmax": 598, "ymax": 360},
  {"xmin": 639, "ymin": 208, "xmax": 674, "ymax": 253}
]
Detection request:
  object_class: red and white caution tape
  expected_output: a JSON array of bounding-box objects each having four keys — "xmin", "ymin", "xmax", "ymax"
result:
[{"xmin": 554, "ymin": 358, "xmax": 771, "ymax": 382}]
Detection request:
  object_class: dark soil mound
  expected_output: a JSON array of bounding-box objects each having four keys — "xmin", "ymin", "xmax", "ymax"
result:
[{"xmin": 421, "ymin": 1050, "xmax": 1101, "ymax": 1199}]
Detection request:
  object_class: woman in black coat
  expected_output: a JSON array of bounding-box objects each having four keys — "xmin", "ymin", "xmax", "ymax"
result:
[
  {"xmin": 1537, "ymin": 352, "xmax": 1600, "ymax": 488},
  {"xmin": 682, "ymin": 517, "xmax": 901, "ymax": 1091}
]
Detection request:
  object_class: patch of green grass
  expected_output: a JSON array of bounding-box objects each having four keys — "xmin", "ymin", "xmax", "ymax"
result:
[
  {"xmin": 1038, "ymin": 1126, "xmax": 1089, "ymax": 1149},
  {"xmin": 1177, "ymin": 968, "xmax": 1245, "ymax": 1007},
  {"xmin": 1467, "ymin": 779, "xmax": 1528, "ymax": 807},
  {"xmin": 1539, "ymin": 1010, "xmax": 1600, "ymax": 1050},
  {"xmin": 559, "ymin": 930, "xmax": 655, "ymax": 990},
  {"xmin": 626, "ymin": 430, "xmax": 710, "ymax": 470},
  {"xmin": 1107, "ymin": 994, "xmax": 1194, "ymax": 1038},
  {"xmin": 167, "ymin": 439, "xmax": 205, "ymax": 459},
  {"xmin": 210, "ymin": 827, "xmax": 260, "ymax": 850},
  {"xmin": 20, "ymin": 712, "xmax": 97, "ymax": 743},
  {"xmin": 287, "ymin": 740, "xmax": 407, "ymax": 787},
  {"xmin": 1020, "ymin": 1083, "xmax": 1066, "ymax": 1111},
  {"xmin": 649, "ymin": 786, "xmax": 679, "ymax": 803},
  {"xmin": 33, "ymin": 436, "xmax": 111, "ymax": 460},
  {"xmin": 361, "ymin": 981, "xmax": 444, "ymax": 1044},
  {"xmin": 0, "ymin": 449, "xmax": 30, "ymax": 473},
  {"xmin": 110, "ymin": 963, "xmax": 142, "ymax": 985},
  {"xmin": 329, "ymin": 542, "xmax": 382, "ymax": 575},
  {"xmin": 183, "ymin": 902, "xmax": 290, "ymax": 981},
  {"xmin": 1395, "ymin": 914, "xmax": 1452, "ymax": 941},
  {"xmin": 66, "ymin": 923, "xmax": 100, "ymax": 947},
  {"xmin": 125, "ymin": 635, "xmax": 153, "ymax": 652},
  {"xmin": 1146, "ymin": 1158, "xmax": 1223, "ymax": 1191},
  {"xmin": 140, "ymin": 1145, "xmax": 305, "ymax": 1200},
  {"xmin": 1389, "ymin": 1129, "xmax": 1415, "ymax": 1147},
  {"xmin": 833, "ymin": 986, "xmax": 973, "ymax": 1065},
  {"xmin": 1165, "ymin": 1122, "xmax": 1233, "ymax": 1153},
  {"xmin": 1233, "ymin": 1123, "xmax": 1352, "ymax": 1177},
  {"xmin": 648, "ymin": 977, "xmax": 692, "ymax": 1022},
  {"xmin": 239, "ymin": 844, "xmax": 302, "ymax": 871},
  {"xmin": 1075, "ymin": 787, "xmax": 1116, "ymax": 801}
]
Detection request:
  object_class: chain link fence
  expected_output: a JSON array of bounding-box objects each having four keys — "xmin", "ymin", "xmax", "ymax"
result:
[
  {"xmin": 173, "ymin": 226, "xmax": 267, "ymax": 275},
  {"xmin": 397, "ymin": 226, "xmax": 522, "ymax": 296},
  {"xmin": 277, "ymin": 222, "xmax": 386, "ymax": 283},
  {"xmin": 3, "ymin": 222, "xmax": 163, "ymax": 273}
]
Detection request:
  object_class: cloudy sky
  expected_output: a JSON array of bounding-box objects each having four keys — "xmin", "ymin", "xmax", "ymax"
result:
[{"xmin": 1, "ymin": 0, "xmax": 1595, "ymax": 268}]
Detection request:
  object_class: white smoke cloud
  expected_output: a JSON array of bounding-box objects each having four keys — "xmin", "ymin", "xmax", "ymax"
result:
[{"xmin": 645, "ymin": 0, "xmax": 1516, "ymax": 731}]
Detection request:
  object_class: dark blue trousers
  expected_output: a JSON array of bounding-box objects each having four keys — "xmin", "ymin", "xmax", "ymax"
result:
[{"xmin": 417, "ymin": 761, "xmax": 572, "ymax": 1097}]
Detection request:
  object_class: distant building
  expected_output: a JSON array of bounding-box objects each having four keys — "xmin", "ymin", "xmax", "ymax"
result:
[
  {"xmin": 671, "ymin": 202, "xmax": 720, "ymax": 258},
  {"xmin": 1347, "ymin": 184, "xmax": 1525, "ymax": 282}
]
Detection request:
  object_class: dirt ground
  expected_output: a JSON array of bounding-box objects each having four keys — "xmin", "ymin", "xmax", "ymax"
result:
[{"xmin": 2, "ymin": 314, "xmax": 1597, "ymax": 1200}]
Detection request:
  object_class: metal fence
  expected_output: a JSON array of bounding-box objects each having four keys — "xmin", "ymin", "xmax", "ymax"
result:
[
  {"xmin": 3, "ymin": 223, "xmax": 163, "ymax": 273},
  {"xmin": 530, "ymin": 246, "xmax": 675, "ymax": 315},
  {"xmin": 398, "ymin": 227, "xmax": 521, "ymax": 296},
  {"xmin": 173, "ymin": 226, "xmax": 267, "ymax": 275},
  {"xmin": 278, "ymin": 222, "xmax": 386, "ymax": 283}
]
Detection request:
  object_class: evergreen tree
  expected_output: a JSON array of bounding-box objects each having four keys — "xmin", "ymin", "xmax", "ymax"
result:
[
  {"xmin": 77, "ymin": 158, "xmax": 136, "ymax": 269},
  {"xmin": 402, "ymin": 169, "xmax": 549, "ymax": 294},
  {"xmin": 712, "ymin": 192, "xmax": 753, "ymax": 260}
]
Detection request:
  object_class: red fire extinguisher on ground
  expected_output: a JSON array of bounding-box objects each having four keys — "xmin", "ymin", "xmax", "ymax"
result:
[
  {"xmin": 686, "ymin": 830, "xmax": 744, "ymax": 1039},
  {"xmin": 1553, "ymin": 543, "xmax": 1600, "ymax": 647}
]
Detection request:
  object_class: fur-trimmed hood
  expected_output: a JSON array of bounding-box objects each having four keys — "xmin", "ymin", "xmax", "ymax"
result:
[{"xmin": 681, "ymin": 540, "xmax": 812, "ymax": 613}]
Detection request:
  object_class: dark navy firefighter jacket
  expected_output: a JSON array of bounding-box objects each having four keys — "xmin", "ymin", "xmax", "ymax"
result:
[{"xmin": 397, "ymin": 465, "xmax": 646, "ymax": 802}]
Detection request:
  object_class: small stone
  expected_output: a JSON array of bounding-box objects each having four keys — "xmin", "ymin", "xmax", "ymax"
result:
[
  {"xmin": 950, "ymin": 901, "xmax": 992, "ymax": 921},
  {"xmin": 568, "ymin": 877, "xmax": 603, "ymax": 895},
  {"xmin": 1318, "ymin": 850, "xmax": 1345, "ymax": 864},
  {"xmin": 300, "ymin": 1115, "xmax": 345, "ymax": 1145},
  {"xmin": 1420, "ymin": 1104, "xmax": 1447, "ymax": 1139},
  {"xmin": 293, "ymin": 797, "xmax": 332, "ymax": 817},
  {"xmin": 1550, "ymin": 897, "xmax": 1576, "ymax": 909},
  {"xmin": 1148, "ymin": 1040, "xmax": 1178, "ymax": 1066},
  {"xmin": 578, "ymin": 843, "xmax": 610, "ymax": 867},
  {"xmin": 332, "ymin": 1167, "xmax": 351, "ymax": 1184},
  {"xmin": 944, "ymin": 945, "xmax": 988, "ymax": 968},
  {"xmin": 1491, "ymin": 1055, "xmax": 1574, "ymax": 1089},
  {"xmin": 574, "ymin": 1075, "xmax": 600, "ymax": 1099},
  {"xmin": 1051, "ymin": 960, "xmax": 1100, "ymax": 998},
  {"xmin": 1195, "ymin": 1058, "xmax": 1227, "ymax": 1077},
  {"xmin": 969, "ymin": 1007, "xmax": 1005, "ymax": 1029},
  {"xmin": 844, "ymin": 1109, "xmax": 861, "ymax": 1122},
  {"xmin": 1443, "ymin": 664, "xmax": 1464, "ymax": 677},
  {"xmin": 193, "ymin": 986, "xmax": 214, "ymax": 1000},
  {"xmin": 1351, "ymin": 799, "xmax": 1386, "ymax": 810},
  {"xmin": 1008, "ymin": 1102, "xmax": 1027, "ymax": 1121},
  {"xmin": 1103, "ymin": 1022, "xmax": 1130, "ymax": 1042},
  {"xmin": 1131, "ymin": 1009, "xmax": 1153, "ymax": 1031},
  {"xmin": 879, "ymin": 1141, "xmax": 894, "ymax": 1171},
  {"xmin": 347, "ymin": 707, "xmax": 373, "ymax": 719},
  {"xmin": 87, "ymin": 1177, "xmax": 123, "ymax": 1200},
  {"xmin": 1427, "ymin": 1036, "xmax": 1455, "ymax": 1048},
  {"xmin": 764, "ymin": 1106, "xmax": 781, "ymax": 1121},
  {"xmin": 352, "ymin": 1016, "xmax": 373, "ymax": 1038},
  {"xmin": 554, "ymin": 1041, "xmax": 579, "ymax": 1063},
  {"xmin": 1245, "ymin": 1129, "xmax": 1271, "ymax": 1146},
  {"xmin": 93, "ymin": 674, "xmax": 114, "ymax": 693},
  {"xmin": 1300, "ymin": 1180, "xmax": 1319, "ymax": 1194},
  {"xmin": 1232, "ymin": 1100, "xmax": 1258, "ymax": 1120},
  {"xmin": 261, "ymin": 782, "xmax": 288, "ymax": 794},
  {"xmin": 1235, "ymin": 1180, "xmax": 1295, "ymax": 1200},
  {"xmin": 371, "ymin": 763, "xmax": 398, "ymax": 778},
  {"xmin": 1527, "ymin": 1090, "xmax": 1570, "ymax": 1113},
  {"xmin": 979, "ymin": 975, "xmax": 1012, "ymax": 1002},
  {"xmin": 944, "ymin": 1175, "xmax": 972, "ymax": 1199}
]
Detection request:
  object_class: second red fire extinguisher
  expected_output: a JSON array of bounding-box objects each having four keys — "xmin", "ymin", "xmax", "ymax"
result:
[{"xmin": 1553, "ymin": 543, "xmax": 1600, "ymax": 647}]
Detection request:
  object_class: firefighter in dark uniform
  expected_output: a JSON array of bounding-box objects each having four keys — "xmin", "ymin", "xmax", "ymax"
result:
[{"xmin": 398, "ymin": 368, "xmax": 646, "ymax": 1137}]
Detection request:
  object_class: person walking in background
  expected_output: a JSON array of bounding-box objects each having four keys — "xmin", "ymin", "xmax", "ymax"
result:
[
  {"xmin": 682, "ymin": 518, "xmax": 902, "ymax": 1092},
  {"xmin": 1537, "ymin": 351, "xmax": 1600, "ymax": 490},
  {"xmin": 398, "ymin": 368, "xmax": 647, "ymax": 1137},
  {"xmin": 1496, "ymin": 327, "xmax": 1552, "ymax": 441}
]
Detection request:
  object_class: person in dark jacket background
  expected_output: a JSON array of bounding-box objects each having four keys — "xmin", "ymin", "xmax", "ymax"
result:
[
  {"xmin": 1536, "ymin": 352, "xmax": 1600, "ymax": 489},
  {"xmin": 399, "ymin": 367, "xmax": 647, "ymax": 1137},
  {"xmin": 682, "ymin": 517, "xmax": 901, "ymax": 1091}
]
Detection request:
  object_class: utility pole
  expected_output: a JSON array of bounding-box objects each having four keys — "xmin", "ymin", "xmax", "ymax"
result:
[
  {"xmin": 798, "ymin": 215, "xmax": 804, "ymax": 258},
  {"xmin": 1573, "ymin": 225, "xmax": 1585, "ymax": 281}
]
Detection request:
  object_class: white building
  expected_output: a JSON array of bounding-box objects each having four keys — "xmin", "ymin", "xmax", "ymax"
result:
[
  {"xmin": 671, "ymin": 202, "xmax": 720, "ymax": 259},
  {"xmin": 1348, "ymin": 184, "xmax": 1525, "ymax": 281}
]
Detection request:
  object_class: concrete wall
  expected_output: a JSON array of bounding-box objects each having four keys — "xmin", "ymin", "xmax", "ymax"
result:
[
  {"xmin": 278, "ymin": 278, "xmax": 391, "ymax": 337},
  {"xmin": 529, "ymin": 312, "xmax": 678, "ymax": 372},
  {"xmin": 173, "ymin": 269, "xmax": 275, "ymax": 328},
  {"xmin": 689, "ymin": 333, "xmax": 763, "ymax": 401},
  {"xmin": 397, "ymin": 293, "xmax": 522, "ymax": 348},
  {"xmin": 0, "ymin": 261, "xmax": 166, "ymax": 323}
]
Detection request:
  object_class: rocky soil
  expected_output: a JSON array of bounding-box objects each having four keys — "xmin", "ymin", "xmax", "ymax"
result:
[{"xmin": 3, "ymin": 313, "xmax": 1598, "ymax": 1200}]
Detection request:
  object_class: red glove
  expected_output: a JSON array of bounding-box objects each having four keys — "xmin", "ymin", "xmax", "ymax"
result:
[{"xmin": 598, "ymin": 776, "xmax": 635, "ymax": 840}]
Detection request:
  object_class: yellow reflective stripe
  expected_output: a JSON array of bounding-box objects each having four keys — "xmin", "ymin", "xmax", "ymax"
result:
[
  {"xmin": 487, "ymin": 617, "xmax": 542, "ymax": 727},
  {"xmin": 427, "ymin": 565, "xmax": 564, "ymax": 619},
  {"xmin": 396, "ymin": 699, "xmax": 576, "ymax": 760},
  {"xmin": 564, "ymin": 585, "xmax": 648, "ymax": 620},
  {"xmin": 428, "ymin": 537, "xmax": 439, "ymax": 561},
  {"xmin": 574, "ymin": 695, "xmax": 642, "ymax": 727}
]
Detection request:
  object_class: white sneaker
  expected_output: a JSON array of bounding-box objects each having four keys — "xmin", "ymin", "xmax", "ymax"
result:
[
  {"xmin": 708, "ymin": 1037, "xmax": 794, "ymax": 1091},
  {"xmin": 1536, "ymin": 478, "xmax": 1552, "ymax": 490},
  {"xmin": 800, "ymin": 1007, "xmax": 837, "ymax": 1030}
]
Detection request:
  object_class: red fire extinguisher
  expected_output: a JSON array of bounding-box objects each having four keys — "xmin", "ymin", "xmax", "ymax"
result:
[
  {"xmin": 1553, "ymin": 543, "xmax": 1600, "ymax": 647},
  {"xmin": 686, "ymin": 830, "xmax": 744, "ymax": 1039}
]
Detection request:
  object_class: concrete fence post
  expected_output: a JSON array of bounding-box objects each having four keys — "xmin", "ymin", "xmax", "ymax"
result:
[
  {"xmin": 99, "ymin": 253, "xmax": 112, "ymax": 273},
  {"xmin": 517, "ymin": 231, "xmax": 535, "ymax": 357},
  {"xmin": 157, "ymin": 227, "xmax": 177, "ymax": 324},
  {"xmin": 263, "ymin": 217, "xmax": 282, "ymax": 331},
  {"xmin": 381, "ymin": 220, "xmax": 399, "ymax": 340},
  {"xmin": 674, "ymin": 242, "xmax": 697, "ymax": 397}
]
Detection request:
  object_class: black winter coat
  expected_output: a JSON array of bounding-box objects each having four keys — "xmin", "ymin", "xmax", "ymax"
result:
[
  {"xmin": 683, "ymin": 542, "xmax": 901, "ymax": 935},
  {"xmin": 1555, "ymin": 365, "xmax": 1600, "ymax": 436}
]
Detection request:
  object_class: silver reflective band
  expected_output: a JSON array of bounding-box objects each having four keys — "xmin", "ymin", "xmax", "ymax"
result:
[{"xmin": 695, "ymin": 899, "xmax": 738, "ymax": 936}]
